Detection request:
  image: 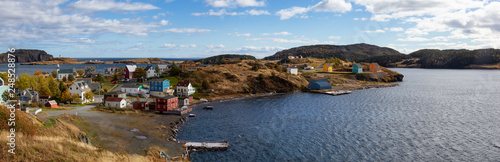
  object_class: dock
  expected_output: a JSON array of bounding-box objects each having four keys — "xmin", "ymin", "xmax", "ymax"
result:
[
  {"xmin": 323, "ymin": 90, "xmax": 352, "ymax": 96},
  {"xmin": 178, "ymin": 140, "xmax": 228, "ymax": 151}
]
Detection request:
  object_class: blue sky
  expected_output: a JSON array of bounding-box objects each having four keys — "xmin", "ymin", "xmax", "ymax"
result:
[{"xmin": 1, "ymin": 0, "xmax": 499, "ymax": 58}]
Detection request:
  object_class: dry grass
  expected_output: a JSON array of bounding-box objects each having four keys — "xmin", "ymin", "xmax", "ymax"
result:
[{"xmin": 0, "ymin": 108, "xmax": 170, "ymax": 161}]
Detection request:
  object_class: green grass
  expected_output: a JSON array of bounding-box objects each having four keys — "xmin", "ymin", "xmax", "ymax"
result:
[
  {"xmin": 164, "ymin": 76, "xmax": 179, "ymax": 87},
  {"xmin": 43, "ymin": 118, "xmax": 57, "ymax": 128}
]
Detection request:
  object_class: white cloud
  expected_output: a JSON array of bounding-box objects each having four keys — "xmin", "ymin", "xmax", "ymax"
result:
[
  {"xmin": 160, "ymin": 43, "xmax": 197, "ymax": 48},
  {"xmin": 228, "ymin": 32, "xmax": 251, "ymax": 37},
  {"xmin": 153, "ymin": 28, "xmax": 212, "ymax": 33},
  {"xmin": 160, "ymin": 20, "xmax": 169, "ymax": 26},
  {"xmin": 389, "ymin": 27, "xmax": 404, "ymax": 32},
  {"xmin": 262, "ymin": 31, "xmax": 292, "ymax": 36},
  {"xmin": 328, "ymin": 36, "xmax": 341, "ymax": 39},
  {"xmin": 192, "ymin": 9, "xmax": 270, "ymax": 16},
  {"xmin": 67, "ymin": 0, "xmax": 159, "ymax": 12},
  {"xmin": 206, "ymin": 44, "xmax": 226, "ymax": 49},
  {"xmin": 365, "ymin": 29, "xmax": 385, "ymax": 33},
  {"xmin": 276, "ymin": 0, "xmax": 352, "ymax": 20},
  {"xmin": 397, "ymin": 37, "xmax": 429, "ymax": 42},
  {"xmin": 204, "ymin": 0, "xmax": 265, "ymax": 8},
  {"xmin": 129, "ymin": 43, "xmax": 147, "ymax": 51},
  {"xmin": 353, "ymin": 17, "xmax": 367, "ymax": 21},
  {"xmin": 247, "ymin": 37, "xmax": 321, "ymax": 44}
]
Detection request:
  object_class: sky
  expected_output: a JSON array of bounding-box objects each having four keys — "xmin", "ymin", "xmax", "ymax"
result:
[{"xmin": 1, "ymin": 0, "xmax": 500, "ymax": 58}]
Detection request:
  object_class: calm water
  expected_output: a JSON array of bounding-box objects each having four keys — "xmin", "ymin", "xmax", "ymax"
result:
[
  {"xmin": 177, "ymin": 68, "xmax": 500, "ymax": 161},
  {"xmin": 0, "ymin": 63, "xmax": 156, "ymax": 76}
]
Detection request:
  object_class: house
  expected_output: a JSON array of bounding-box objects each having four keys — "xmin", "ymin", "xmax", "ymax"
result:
[
  {"xmin": 122, "ymin": 65, "xmax": 137, "ymax": 80},
  {"xmin": 157, "ymin": 64, "xmax": 169, "ymax": 73},
  {"xmin": 84, "ymin": 66, "xmax": 96, "ymax": 76},
  {"xmin": 121, "ymin": 85, "xmax": 142, "ymax": 94},
  {"xmin": 370, "ymin": 63, "xmax": 382, "ymax": 72},
  {"xmin": 180, "ymin": 60, "xmax": 197, "ymax": 72},
  {"xmin": 303, "ymin": 64, "xmax": 314, "ymax": 70},
  {"xmin": 322, "ymin": 63, "xmax": 333, "ymax": 72},
  {"xmin": 176, "ymin": 81, "xmax": 195, "ymax": 97},
  {"xmin": 308, "ymin": 78, "xmax": 332, "ymax": 90},
  {"xmin": 68, "ymin": 81, "xmax": 93, "ymax": 104},
  {"xmin": 20, "ymin": 88, "xmax": 39, "ymax": 104},
  {"xmin": 352, "ymin": 63, "xmax": 363, "ymax": 73},
  {"xmin": 39, "ymin": 95, "xmax": 50, "ymax": 104},
  {"xmin": 178, "ymin": 96, "xmax": 193, "ymax": 107},
  {"xmin": 57, "ymin": 69, "xmax": 76, "ymax": 80},
  {"xmin": 104, "ymin": 66, "xmax": 119, "ymax": 75},
  {"xmin": 103, "ymin": 91, "xmax": 126, "ymax": 101},
  {"xmin": 105, "ymin": 97, "xmax": 126, "ymax": 108},
  {"xmin": 133, "ymin": 101, "xmax": 151, "ymax": 110},
  {"xmin": 45, "ymin": 100, "xmax": 57, "ymax": 108},
  {"xmin": 155, "ymin": 96, "xmax": 178, "ymax": 113},
  {"xmin": 149, "ymin": 79, "xmax": 174, "ymax": 96},
  {"xmin": 145, "ymin": 65, "xmax": 159, "ymax": 78},
  {"xmin": 287, "ymin": 66, "xmax": 298, "ymax": 75},
  {"xmin": 77, "ymin": 78, "xmax": 101, "ymax": 92},
  {"xmin": 288, "ymin": 56, "xmax": 296, "ymax": 59}
]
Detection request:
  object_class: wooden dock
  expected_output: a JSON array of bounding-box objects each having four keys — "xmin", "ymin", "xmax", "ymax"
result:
[
  {"xmin": 323, "ymin": 90, "xmax": 352, "ymax": 96},
  {"xmin": 178, "ymin": 140, "xmax": 228, "ymax": 151}
]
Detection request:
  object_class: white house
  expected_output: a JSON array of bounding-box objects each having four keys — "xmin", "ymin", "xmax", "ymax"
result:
[
  {"xmin": 176, "ymin": 81, "xmax": 195, "ymax": 97},
  {"xmin": 158, "ymin": 64, "xmax": 169, "ymax": 73},
  {"xmin": 105, "ymin": 97, "xmax": 126, "ymax": 108},
  {"xmin": 145, "ymin": 65, "xmax": 159, "ymax": 78},
  {"xmin": 287, "ymin": 67, "xmax": 298, "ymax": 75},
  {"xmin": 69, "ymin": 81, "xmax": 93, "ymax": 104},
  {"xmin": 121, "ymin": 85, "xmax": 141, "ymax": 94}
]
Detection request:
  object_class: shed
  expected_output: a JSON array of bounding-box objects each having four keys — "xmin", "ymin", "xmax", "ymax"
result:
[
  {"xmin": 370, "ymin": 63, "xmax": 382, "ymax": 72},
  {"xmin": 308, "ymin": 78, "xmax": 332, "ymax": 90},
  {"xmin": 45, "ymin": 100, "xmax": 58, "ymax": 108},
  {"xmin": 352, "ymin": 63, "xmax": 363, "ymax": 73}
]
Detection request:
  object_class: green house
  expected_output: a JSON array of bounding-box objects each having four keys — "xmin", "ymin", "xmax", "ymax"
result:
[{"xmin": 352, "ymin": 63, "xmax": 363, "ymax": 73}]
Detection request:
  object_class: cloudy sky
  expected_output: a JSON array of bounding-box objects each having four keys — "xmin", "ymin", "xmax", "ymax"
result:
[{"xmin": 1, "ymin": 0, "xmax": 499, "ymax": 58}]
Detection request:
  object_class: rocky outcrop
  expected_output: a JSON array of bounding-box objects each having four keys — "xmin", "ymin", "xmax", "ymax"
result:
[
  {"xmin": 167, "ymin": 117, "xmax": 188, "ymax": 142},
  {"xmin": 356, "ymin": 71, "xmax": 404, "ymax": 82},
  {"xmin": 0, "ymin": 49, "xmax": 53, "ymax": 63}
]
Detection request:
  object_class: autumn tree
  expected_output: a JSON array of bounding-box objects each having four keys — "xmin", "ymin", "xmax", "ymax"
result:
[
  {"xmin": 59, "ymin": 80, "xmax": 67, "ymax": 93},
  {"xmin": 68, "ymin": 74, "xmax": 75, "ymax": 82},
  {"xmin": 62, "ymin": 76, "xmax": 67, "ymax": 82},
  {"xmin": 155, "ymin": 64, "xmax": 160, "ymax": 74},
  {"xmin": 48, "ymin": 77, "xmax": 60, "ymax": 99},
  {"xmin": 96, "ymin": 73, "xmax": 105, "ymax": 82},
  {"xmin": 133, "ymin": 67, "xmax": 147, "ymax": 79},
  {"xmin": 71, "ymin": 93, "xmax": 81, "ymax": 104},
  {"xmin": 84, "ymin": 90, "xmax": 93, "ymax": 102},
  {"xmin": 33, "ymin": 71, "xmax": 43, "ymax": 76},
  {"xmin": 17, "ymin": 73, "xmax": 32, "ymax": 91},
  {"xmin": 77, "ymin": 69, "xmax": 84, "ymax": 76},
  {"xmin": 60, "ymin": 89, "xmax": 71, "ymax": 104},
  {"xmin": 169, "ymin": 64, "xmax": 181, "ymax": 76},
  {"xmin": 51, "ymin": 70, "xmax": 58, "ymax": 78},
  {"xmin": 37, "ymin": 76, "xmax": 51, "ymax": 96}
]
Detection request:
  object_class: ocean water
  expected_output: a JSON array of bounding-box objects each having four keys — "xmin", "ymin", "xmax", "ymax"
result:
[
  {"xmin": 177, "ymin": 68, "xmax": 500, "ymax": 161},
  {"xmin": 0, "ymin": 63, "xmax": 161, "ymax": 76}
]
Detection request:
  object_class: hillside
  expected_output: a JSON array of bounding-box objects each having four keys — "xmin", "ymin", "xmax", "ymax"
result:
[
  {"xmin": 113, "ymin": 58, "xmax": 169, "ymax": 64},
  {"xmin": 21, "ymin": 57, "xmax": 81, "ymax": 65},
  {"xmin": 196, "ymin": 54, "xmax": 256, "ymax": 64},
  {"xmin": 264, "ymin": 43, "xmax": 401, "ymax": 61},
  {"xmin": 0, "ymin": 49, "xmax": 53, "ymax": 63},
  {"xmin": 408, "ymin": 49, "xmax": 500, "ymax": 69}
]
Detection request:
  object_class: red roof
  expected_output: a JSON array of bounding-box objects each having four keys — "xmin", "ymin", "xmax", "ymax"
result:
[
  {"xmin": 105, "ymin": 97, "xmax": 124, "ymax": 102},
  {"xmin": 106, "ymin": 66, "xmax": 119, "ymax": 69},
  {"xmin": 177, "ymin": 81, "xmax": 191, "ymax": 87}
]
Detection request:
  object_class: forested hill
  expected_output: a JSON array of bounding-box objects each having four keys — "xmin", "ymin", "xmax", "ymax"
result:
[
  {"xmin": 263, "ymin": 43, "xmax": 402, "ymax": 61},
  {"xmin": 197, "ymin": 54, "xmax": 256, "ymax": 64},
  {"xmin": 408, "ymin": 49, "xmax": 500, "ymax": 68},
  {"xmin": 0, "ymin": 49, "xmax": 54, "ymax": 63}
]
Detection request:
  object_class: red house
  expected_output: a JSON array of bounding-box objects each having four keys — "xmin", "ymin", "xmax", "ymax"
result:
[
  {"xmin": 45, "ymin": 100, "xmax": 58, "ymax": 108},
  {"xmin": 155, "ymin": 96, "xmax": 178, "ymax": 113},
  {"xmin": 122, "ymin": 65, "xmax": 137, "ymax": 80},
  {"xmin": 133, "ymin": 101, "xmax": 150, "ymax": 111}
]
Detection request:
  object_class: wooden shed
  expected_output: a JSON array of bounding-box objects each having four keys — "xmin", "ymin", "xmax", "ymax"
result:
[
  {"xmin": 45, "ymin": 100, "xmax": 58, "ymax": 108},
  {"xmin": 308, "ymin": 78, "xmax": 332, "ymax": 90},
  {"xmin": 352, "ymin": 63, "xmax": 363, "ymax": 73}
]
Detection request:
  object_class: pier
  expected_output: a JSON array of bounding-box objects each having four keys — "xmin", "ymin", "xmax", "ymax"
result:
[
  {"xmin": 178, "ymin": 140, "xmax": 229, "ymax": 151},
  {"xmin": 323, "ymin": 90, "xmax": 352, "ymax": 96}
]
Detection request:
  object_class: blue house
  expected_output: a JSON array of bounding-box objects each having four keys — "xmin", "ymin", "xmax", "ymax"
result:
[
  {"xmin": 308, "ymin": 78, "xmax": 332, "ymax": 90},
  {"xmin": 149, "ymin": 79, "xmax": 170, "ymax": 92},
  {"xmin": 352, "ymin": 63, "xmax": 363, "ymax": 73}
]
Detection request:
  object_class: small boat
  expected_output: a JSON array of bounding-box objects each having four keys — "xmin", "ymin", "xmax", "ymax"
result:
[
  {"xmin": 203, "ymin": 106, "xmax": 214, "ymax": 110},
  {"xmin": 200, "ymin": 99, "xmax": 208, "ymax": 102},
  {"xmin": 189, "ymin": 114, "xmax": 196, "ymax": 117}
]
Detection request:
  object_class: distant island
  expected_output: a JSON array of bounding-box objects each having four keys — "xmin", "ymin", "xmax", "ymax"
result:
[{"xmin": 5, "ymin": 44, "xmax": 500, "ymax": 69}]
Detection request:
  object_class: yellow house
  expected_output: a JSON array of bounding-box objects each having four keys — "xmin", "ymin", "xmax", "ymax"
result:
[
  {"xmin": 322, "ymin": 63, "xmax": 333, "ymax": 72},
  {"xmin": 180, "ymin": 60, "xmax": 197, "ymax": 72}
]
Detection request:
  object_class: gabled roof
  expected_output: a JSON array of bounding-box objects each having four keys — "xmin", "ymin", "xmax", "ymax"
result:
[
  {"xmin": 71, "ymin": 81, "xmax": 90, "ymax": 92},
  {"xmin": 177, "ymin": 81, "xmax": 191, "ymax": 87},
  {"xmin": 126, "ymin": 65, "xmax": 137, "ymax": 72},
  {"xmin": 47, "ymin": 100, "xmax": 57, "ymax": 105},
  {"xmin": 157, "ymin": 64, "xmax": 168, "ymax": 69},
  {"xmin": 323, "ymin": 63, "xmax": 332, "ymax": 67},
  {"xmin": 105, "ymin": 97, "xmax": 124, "ymax": 102},
  {"xmin": 182, "ymin": 60, "xmax": 195, "ymax": 64},
  {"xmin": 371, "ymin": 63, "xmax": 380, "ymax": 66},
  {"xmin": 58, "ymin": 69, "xmax": 74, "ymax": 74},
  {"xmin": 106, "ymin": 66, "xmax": 118, "ymax": 69},
  {"xmin": 144, "ymin": 65, "xmax": 153, "ymax": 71},
  {"xmin": 353, "ymin": 63, "xmax": 362, "ymax": 67}
]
